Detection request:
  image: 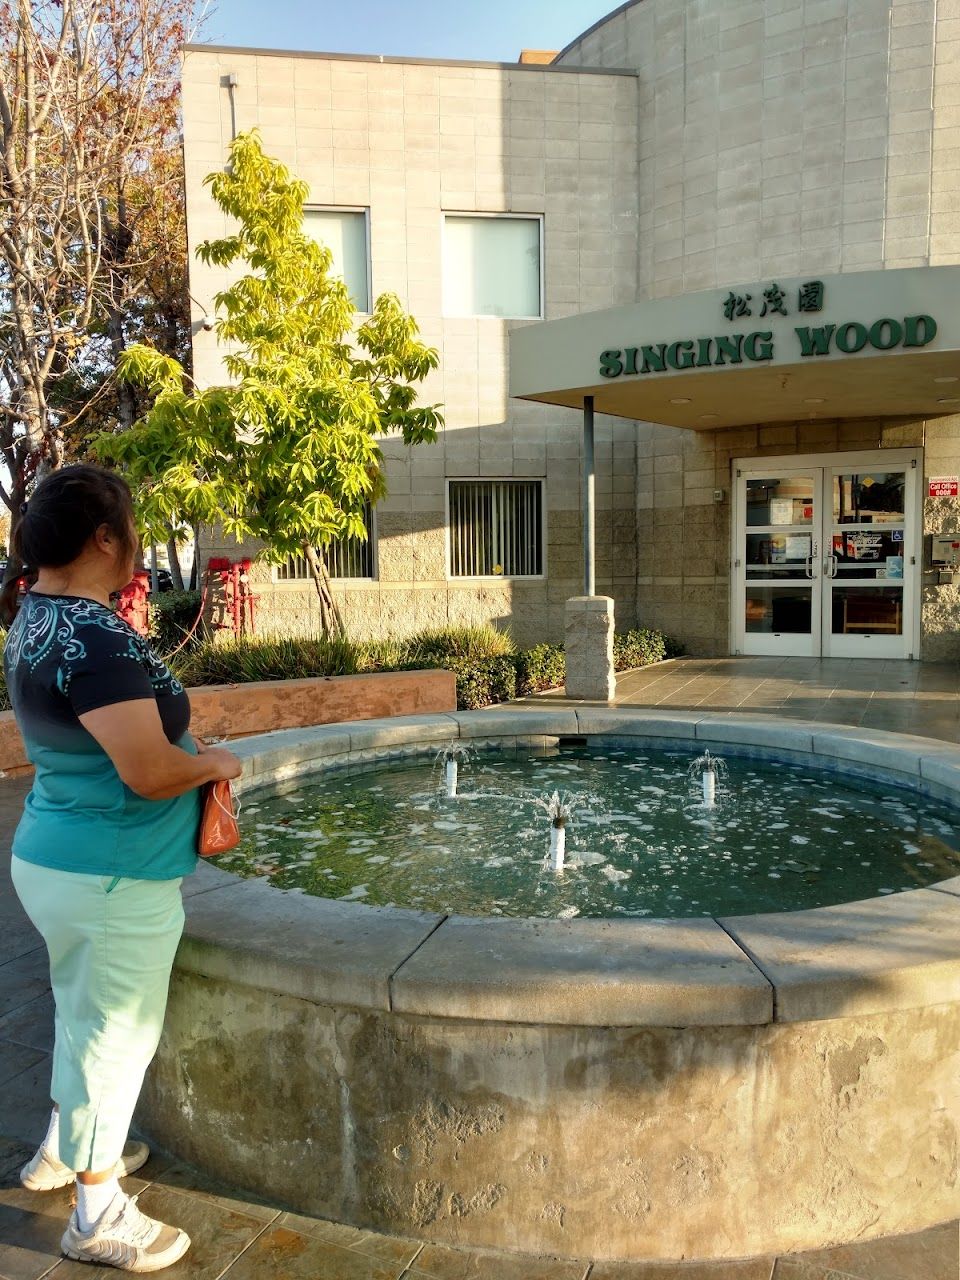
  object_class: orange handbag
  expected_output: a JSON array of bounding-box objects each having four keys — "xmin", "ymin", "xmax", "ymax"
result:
[{"xmin": 198, "ymin": 779, "xmax": 241, "ymax": 857}]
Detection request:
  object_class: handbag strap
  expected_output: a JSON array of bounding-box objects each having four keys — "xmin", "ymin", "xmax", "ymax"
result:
[{"xmin": 211, "ymin": 783, "xmax": 242, "ymax": 821}]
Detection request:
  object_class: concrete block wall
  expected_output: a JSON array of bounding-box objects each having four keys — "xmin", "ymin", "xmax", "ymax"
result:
[
  {"xmin": 555, "ymin": 1, "xmax": 960, "ymax": 661},
  {"xmin": 182, "ymin": 49, "xmax": 642, "ymax": 646},
  {"xmin": 557, "ymin": 0, "xmax": 960, "ymax": 296}
]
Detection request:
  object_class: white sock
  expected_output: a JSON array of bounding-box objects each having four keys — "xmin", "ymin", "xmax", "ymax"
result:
[
  {"xmin": 76, "ymin": 1177, "xmax": 121, "ymax": 1232},
  {"xmin": 41, "ymin": 1107, "xmax": 61, "ymax": 1161}
]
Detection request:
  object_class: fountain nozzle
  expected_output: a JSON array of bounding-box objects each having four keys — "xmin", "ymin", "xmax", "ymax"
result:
[
  {"xmin": 549, "ymin": 822, "xmax": 566, "ymax": 872},
  {"xmin": 689, "ymin": 749, "xmax": 725, "ymax": 809}
]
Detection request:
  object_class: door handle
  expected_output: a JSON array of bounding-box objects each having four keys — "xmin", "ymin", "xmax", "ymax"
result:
[{"xmin": 805, "ymin": 540, "xmax": 818, "ymax": 579}]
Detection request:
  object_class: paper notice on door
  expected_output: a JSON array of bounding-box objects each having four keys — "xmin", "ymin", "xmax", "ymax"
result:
[
  {"xmin": 846, "ymin": 532, "xmax": 883, "ymax": 560},
  {"xmin": 885, "ymin": 556, "xmax": 904, "ymax": 579},
  {"xmin": 785, "ymin": 535, "xmax": 810, "ymax": 559},
  {"xmin": 769, "ymin": 498, "xmax": 794, "ymax": 525}
]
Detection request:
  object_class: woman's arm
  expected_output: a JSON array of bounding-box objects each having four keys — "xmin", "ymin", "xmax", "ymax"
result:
[{"xmin": 80, "ymin": 700, "xmax": 242, "ymax": 800}]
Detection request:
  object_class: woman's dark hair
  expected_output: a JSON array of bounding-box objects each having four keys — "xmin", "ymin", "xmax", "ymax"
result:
[{"xmin": 0, "ymin": 465, "xmax": 136, "ymax": 624}]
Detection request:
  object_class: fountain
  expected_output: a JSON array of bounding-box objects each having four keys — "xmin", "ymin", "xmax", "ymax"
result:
[
  {"xmin": 140, "ymin": 710, "xmax": 960, "ymax": 1265},
  {"xmin": 689, "ymin": 747, "xmax": 726, "ymax": 808},
  {"xmin": 435, "ymin": 741, "xmax": 473, "ymax": 798},
  {"xmin": 541, "ymin": 791, "xmax": 569, "ymax": 871},
  {"xmin": 530, "ymin": 789, "xmax": 600, "ymax": 874}
]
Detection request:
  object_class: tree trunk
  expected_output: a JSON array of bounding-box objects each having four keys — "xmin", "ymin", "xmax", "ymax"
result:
[
  {"xmin": 303, "ymin": 543, "xmax": 345, "ymax": 638},
  {"xmin": 189, "ymin": 523, "xmax": 201, "ymax": 590},
  {"xmin": 166, "ymin": 534, "xmax": 185, "ymax": 590},
  {"xmin": 107, "ymin": 300, "xmax": 139, "ymax": 431}
]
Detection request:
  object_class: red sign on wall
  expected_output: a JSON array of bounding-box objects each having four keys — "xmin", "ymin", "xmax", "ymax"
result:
[{"xmin": 929, "ymin": 476, "xmax": 960, "ymax": 498}]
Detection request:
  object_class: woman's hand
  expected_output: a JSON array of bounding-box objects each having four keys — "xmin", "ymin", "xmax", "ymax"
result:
[
  {"xmin": 194, "ymin": 737, "xmax": 241, "ymax": 779},
  {"xmin": 199, "ymin": 745, "xmax": 243, "ymax": 782}
]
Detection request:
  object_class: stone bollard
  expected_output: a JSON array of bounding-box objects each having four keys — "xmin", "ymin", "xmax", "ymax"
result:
[{"xmin": 564, "ymin": 596, "xmax": 615, "ymax": 701}]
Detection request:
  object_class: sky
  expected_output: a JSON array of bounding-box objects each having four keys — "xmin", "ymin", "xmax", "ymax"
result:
[{"xmin": 199, "ymin": 0, "xmax": 612, "ymax": 63}]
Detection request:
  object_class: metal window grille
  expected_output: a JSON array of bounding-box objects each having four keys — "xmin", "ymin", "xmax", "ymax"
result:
[
  {"xmin": 277, "ymin": 505, "xmax": 374, "ymax": 580},
  {"xmin": 448, "ymin": 480, "xmax": 543, "ymax": 578}
]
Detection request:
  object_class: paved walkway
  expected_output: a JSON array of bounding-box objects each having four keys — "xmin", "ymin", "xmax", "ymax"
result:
[
  {"xmin": 1, "ymin": 661, "xmax": 959, "ymax": 1278},
  {"xmin": 525, "ymin": 655, "xmax": 960, "ymax": 743}
]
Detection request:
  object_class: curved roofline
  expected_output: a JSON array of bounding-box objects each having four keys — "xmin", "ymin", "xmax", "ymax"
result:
[{"xmin": 554, "ymin": 0, "xmax": 646, "ymax": 64}]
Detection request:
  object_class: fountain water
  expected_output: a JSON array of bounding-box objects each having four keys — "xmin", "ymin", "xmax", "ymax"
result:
[
  {"xmin": 548, "ymin": 814, "xmax": 566, "ymax": 871},
  {"xmin": 435, "ymin": 742, "xmax": 474, "ymax": 798},
  {"xmin": 532, "ymin": 790, "xmax": 594, "ymax": 873},
  {"xmin": 689, "ymin": 749, "xmax": 726, "ymax": 808}
]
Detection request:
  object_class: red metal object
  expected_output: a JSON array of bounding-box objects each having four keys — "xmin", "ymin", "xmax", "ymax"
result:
[
  {"xmin": 208, "ymin": 557, "xmax": 257, "ymax": 637},
  {"xmin": 115, "ymin": 570, "xmax": 151, "ymax": 636}
]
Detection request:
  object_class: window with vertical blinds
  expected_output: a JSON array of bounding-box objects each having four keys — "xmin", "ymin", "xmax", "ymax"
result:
[
  {"xmin": 448, "ymin": 481, "xmax": 543, "ymax": 578},
  {"xmin": 277, "ymin": 504, "xmax": 375, "ymax": 580}
]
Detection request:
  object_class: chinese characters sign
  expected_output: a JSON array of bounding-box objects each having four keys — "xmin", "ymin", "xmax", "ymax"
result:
[{"xmin": 722, "ymin": 280, "xmax": 823, "ymax": 322}]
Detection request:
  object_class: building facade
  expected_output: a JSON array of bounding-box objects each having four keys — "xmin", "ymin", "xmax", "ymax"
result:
[{"xmin": 182, "ymin": 0, "xmax": 960, "ymax": 660}]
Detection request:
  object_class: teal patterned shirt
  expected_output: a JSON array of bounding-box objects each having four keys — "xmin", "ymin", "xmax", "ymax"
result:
[{"xmin": 4, "ymin": 593, "xmax": 200, "ymax": 879}]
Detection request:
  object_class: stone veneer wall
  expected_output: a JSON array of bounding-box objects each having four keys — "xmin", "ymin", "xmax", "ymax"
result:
[{"xmin": 182, "ymin": 49, "xmax": 642, "ymax": 648}]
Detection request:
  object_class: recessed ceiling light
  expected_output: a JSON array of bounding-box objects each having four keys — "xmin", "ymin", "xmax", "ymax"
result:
[
  {"xmin": 934, "ymin": 376, "xmax": 959, "ymax": 384},
  {"xmin": 937, "ymin": 397, "xmax": 960, "ymax": 405},
  {"xmin": 699, "ymin": 413, "xmax": 719, "ymax": 422},
  {"xmin": 670, "ymin": 397, "xmax": 691, "ymax": 405},
  {"xmin": 802, "ymin": 397, "xmax": 825, "ymax": 404}
]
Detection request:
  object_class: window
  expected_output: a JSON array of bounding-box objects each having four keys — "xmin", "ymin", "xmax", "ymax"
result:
[
  {"xmin": 277, "ymin": 504, "xmax": 375, "ymax": 580},
  {"xmin": 442, "ymin": 215, "xmax": 542, "ymax": 318},
  {"xmin": 448, "ymin": 480, "xmax": 543, "ymax": 578},
  {"xmin": 303, "ymin": 208, "xmax": 370, "ymax": 311}
]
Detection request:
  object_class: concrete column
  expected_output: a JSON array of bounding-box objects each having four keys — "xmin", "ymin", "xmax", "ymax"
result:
[{"xmin": 564, "ymin": 595, "xmax": 616, "ymax": 701}]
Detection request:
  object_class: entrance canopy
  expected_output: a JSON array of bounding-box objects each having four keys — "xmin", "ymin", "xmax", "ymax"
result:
[{"xmin": 509, "ymin": 266, "xmax": 960, "ymax": 430}]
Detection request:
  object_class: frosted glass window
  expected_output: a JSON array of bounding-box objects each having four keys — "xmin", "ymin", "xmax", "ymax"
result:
[
  {"xmin": 443, "ymin": 216, "xmax": 541, "ymax": 318},
  {"xmin": 304, "ymin": 209, "xmax": 370, "ymax": 311}
]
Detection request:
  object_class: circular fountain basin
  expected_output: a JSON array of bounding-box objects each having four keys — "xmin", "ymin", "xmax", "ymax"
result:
[
  {"xmin": 139, "ymin": 708, "xmax": 960, "ymax": 1264},
  {"xmin": 214, "ymin": 745, "xmax": 960, "ymax": 918}
]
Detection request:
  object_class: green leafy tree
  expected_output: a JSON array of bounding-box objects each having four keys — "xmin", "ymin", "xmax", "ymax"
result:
[{"xmin": 96, "ymin": 130, "xmax": 443, "ymax": 634}]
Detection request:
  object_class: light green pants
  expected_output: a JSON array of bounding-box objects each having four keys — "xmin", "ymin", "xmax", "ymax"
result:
[{"xmin": 11, "ymin": 856, "xmax": 184, "ymax": 1172}]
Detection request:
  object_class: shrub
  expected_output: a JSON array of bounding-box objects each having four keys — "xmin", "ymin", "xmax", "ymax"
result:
[
  {"xmin": 171, "ymin": 634, "xmax": 364, "ymax": 687},
  {"xmin": 402, "ymin": 623, "xmax": 516, "ymax": 664},
  {"xmin": 613, "ymin": 627, "xmax": 667, "ymax": 671},
  {"xmin": 150, "ymin": 590, "xmax": 204, "ymax": 656},
  {"xmin": 442, "ymin": 655, "xmax": 517, "ymax": 710},
  {"xmin": 514, "ymin": 643, "xmax": 565, "ymax": 695}
]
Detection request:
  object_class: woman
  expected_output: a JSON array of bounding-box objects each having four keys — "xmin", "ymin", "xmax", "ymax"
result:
[{"xmin": 3, "ymin": 465, "xmax": 241, "ymax": 1272}]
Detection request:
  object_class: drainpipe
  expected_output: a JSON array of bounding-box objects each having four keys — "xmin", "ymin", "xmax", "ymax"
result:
[{"xmin": 583, "ymin": 394, "xmax": 595, "ymax": 597}]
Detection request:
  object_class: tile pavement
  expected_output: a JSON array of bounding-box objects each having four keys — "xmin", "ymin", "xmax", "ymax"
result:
[
  {"xmin": 521, "ymin": 656, "xmax": 960, "ymax": 744},
  {"xmin": 0, "ymin": 669, "xmax": 958, "ymax": 1277}
]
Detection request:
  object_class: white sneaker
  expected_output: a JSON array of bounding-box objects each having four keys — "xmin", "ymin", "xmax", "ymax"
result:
[
  {"xmin": 61, "ymin": 1190, "xmax": 191, "ymax": 1272},
  {"xmin": 20, "ymin": 1140, "xmax": 151, "ymax": 1191}
]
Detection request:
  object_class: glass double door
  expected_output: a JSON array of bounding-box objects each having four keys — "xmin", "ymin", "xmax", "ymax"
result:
[{"xmin": 734, "ymin": 451, "xmax": 919, "ymax": 659}]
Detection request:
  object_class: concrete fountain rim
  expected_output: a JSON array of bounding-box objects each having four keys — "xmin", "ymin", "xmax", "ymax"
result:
[{"xmin": 178, "ymin": 706, "xmax": 960, "ymax": 1029}]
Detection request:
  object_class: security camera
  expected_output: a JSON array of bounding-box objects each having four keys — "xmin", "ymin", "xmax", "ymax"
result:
[{"xmin": 201, "ymin": 316, "xmax": 215, "ymax": 331}]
